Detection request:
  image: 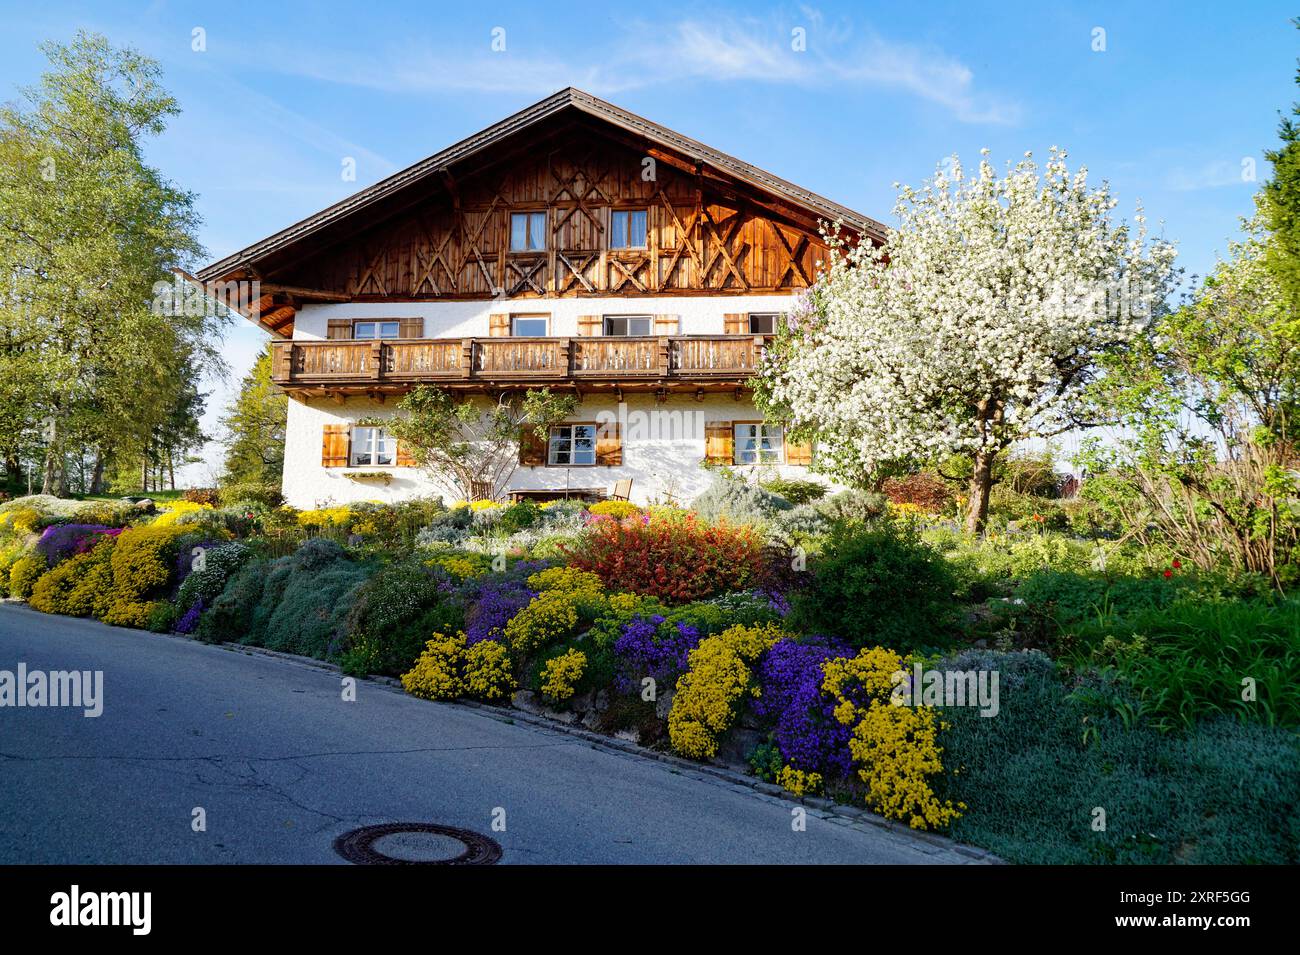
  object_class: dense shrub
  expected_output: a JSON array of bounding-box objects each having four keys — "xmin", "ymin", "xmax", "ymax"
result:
[
  {"xmin": 815, "ymin": 488, "xmax": 888, "ymax": 525},
  {"xmin": 587, "ymin": 500, "xmax": 639, "ymax": 519},
  {"xmin": 788, "ymin": 522, "xmax": 956, "ymax": 651},
  {"xmin": 563, "ymin": 513, "xmax": 767, "ymax": 602},
  {"xmin": 100, "ymin": 525, "xmax": 190, "ymax": 627},
  {"xmin": 9, "ymin": 553, "xmax": 47, "ymax": 600},
  {"xmin": 174, "ymin": 542, "xmax": 254, "ymax": 611},
  {"xmin": 401, "ymin": 631, "xmax": 516, "ymax": 702},
  {"xmin": 690, "ymin": 473, "xmax": 790, "ymax": 526},
  {"xmin": 761, "ymin": 478, "xmax": 828, "ymax": 505},
  {"xmin": 217, "ymin": 482, "xmax": 284, "ymax": 509},
  {"xmin": 183, "ymin": 488, "xmax": 221, "ymax": 506},
  {"xmin": 339, "ymin": 557, "xmax": 465, "ymax": 676},
  {"xmin": 940, "ymin": 651, "xmax": 1300, "ymax": 863},
  {"xmin": 754, "ymin": 635, "xmax": 853, "ymax": 779}
]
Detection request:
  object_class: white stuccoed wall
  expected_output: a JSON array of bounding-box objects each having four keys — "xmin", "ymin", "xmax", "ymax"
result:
[{"xmin": 281, "ymin": 295, "xmax": 837, "ymax": 508}]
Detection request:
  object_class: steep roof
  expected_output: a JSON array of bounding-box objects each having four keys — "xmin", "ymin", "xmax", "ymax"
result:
[{"xmin": 197, "ymin": 87, "xmax": 884, "ymax": 283}]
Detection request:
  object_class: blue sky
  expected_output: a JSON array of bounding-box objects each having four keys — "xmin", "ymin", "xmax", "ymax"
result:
[{"xmin": 0, "ymin": 0, "xmax": 1295, "ymax": 482}]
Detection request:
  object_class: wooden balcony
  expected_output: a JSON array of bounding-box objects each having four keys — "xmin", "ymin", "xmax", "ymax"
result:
[{"xmin": 270, "ymin": 335, "xmax": 770, "ymax": 396}]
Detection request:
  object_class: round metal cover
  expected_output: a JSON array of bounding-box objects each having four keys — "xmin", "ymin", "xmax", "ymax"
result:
[{"xmin": 333, "ymin": 822, "xmax": 503, "ymax": 865}]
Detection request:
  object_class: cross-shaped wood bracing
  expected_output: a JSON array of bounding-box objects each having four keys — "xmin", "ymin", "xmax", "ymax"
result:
[
  {"xmin": 608, "ymin": 255, "xmax": 650, "ymax": 293},
  {"xmin": 762, "ymin": 217, "xmax": 811, "ymax": 288},
  {"xmin": 412, "ymin": 213, "xmax": 458, "ymax": 296},
  {"xmin": 506, "ymin": 256, "xmax": 547, "ymax": 295},
  {"xmin": 657, "ymin": 192, "xmax": 704, "ymax": 290},
  {"xmin": 700, "ymin": 207, "xmax": 750, "ymax": 291},
  {"xmin": 354, "ymin": 242, "xmax": 390, "ymax": 296},
  {"xmin": 556, "ymin": 250, "xmax": 597, "ymax": 293},
  {"xmin": 549, "ymin": 148, "xmax": 611, "ymax": 236}
]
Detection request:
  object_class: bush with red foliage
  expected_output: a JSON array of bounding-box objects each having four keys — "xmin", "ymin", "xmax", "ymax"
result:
[
  {"xmin": 183, "ymin": 488, "xmax": 221, "ymax": 506},
  {"xmin": 562, "ymin": 514, "xmax": 767, "ymax": 603},
  {"xmin": 882, "ymin": 472, "xmax": 952, "ymax": 513}
]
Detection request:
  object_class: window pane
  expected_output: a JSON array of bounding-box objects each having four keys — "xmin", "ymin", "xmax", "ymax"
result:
[
  {"xmin": 513, "ymin": 317, "xmax": 547, "ymax": 336},
  {"xmin": 549, "ymin": 427, "xmax": 571, "ymax": 465},
  {"xmin": 351, "ymin": 427, "xmax": 373, "ymax": 466},
  {"xmin": 378, "ymin": 322, "xmax": 400, "ymax": 338},
  {"xmin": 354, "ymin": 322, "xmax": 375, "ymax": 339},
  {"xmin": 628, "ymin": 209, "xmax": 647, "ymax": 247},
  {"xmin": 511, "ymin": 213, "xmax": 528, "ymax": 251},
  {"xmin": 604, "ymin": 317, "xmax": 624, "ymax": 336},
  {"xmin": 573, "ymin": 425, "xmax": 596, "ymax": 465},
  {"xmin": 610, "ymin": 211, "xmax": 627, "ymax": 249},
  {"xmin": 375, "ymin": 433, "xmax": 394, "ymax": 466},
  {"xmin": 628, "ymin": 316, "xmax": 650, "ymax": 336},
  {"xmin": 530, "ymin": 212, "xmax": 546, "ymax": 250},
  {"xmin": 749, "ymin": 314, "xmax": 777, "ymax": 334}
]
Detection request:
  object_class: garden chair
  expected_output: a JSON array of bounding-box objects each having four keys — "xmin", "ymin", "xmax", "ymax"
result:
[
  {"xmin": 469, "ymin": 480, "xmax": 494, "ymax": 502},
  {"xmin": 609, "ymin": 478, "xmax": 632, "ymax": 502}
]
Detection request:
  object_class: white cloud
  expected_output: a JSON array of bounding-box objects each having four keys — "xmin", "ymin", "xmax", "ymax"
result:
[{"xmin": 253, "ymin": 14, "xmax": 1019, "ymax": 126}]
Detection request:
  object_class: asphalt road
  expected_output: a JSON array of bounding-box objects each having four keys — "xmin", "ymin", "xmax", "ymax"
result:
[{"xmin": 0, "ymin": 602, "xmax": 980, "ymax": 865}]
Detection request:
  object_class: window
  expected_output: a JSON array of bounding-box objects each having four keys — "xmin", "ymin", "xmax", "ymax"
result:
[
  {"xmin": 603, "ymin": 315, "xmax": 652, "ymax": 337},
  {"xmin": 511, "ymin": 314, "xmax": 549, "ymax": 337},
  {"xmin": 353, "ymin": 320, "xmax": 400, "ymax": 339},
  {"xmin": 748, "ymin": 313, "xmax": 779, "ymax": 335},
  {"xmin": 610, "ymin": 209, "xmax": 647, "ymax": 249},
  {"xmin": 350, "ymin": 427, "xmax": 395, "ymax": 467},
  {"xmin": 734, "ymin": 423, "xmax": 783, "ymax": 465},
  {"xmin": 548, "ymin": 424, "xmax": 597, "ymax": 466},
  {"xmin": 510, "ymin": 211, "xmax": 547, "ymax": 251}
]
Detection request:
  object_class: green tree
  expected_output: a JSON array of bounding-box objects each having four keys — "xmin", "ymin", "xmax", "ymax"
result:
[
  {"xmin": 381, "ymin": 387, "xmax": 577, "ymax": 501},
  {"xmin": 0, "ymin": 31, "xmax": 224, "ymax": 495},
  {"xmin": 220, "ymin": 345, "xmax": 286, "ymax": 486}
]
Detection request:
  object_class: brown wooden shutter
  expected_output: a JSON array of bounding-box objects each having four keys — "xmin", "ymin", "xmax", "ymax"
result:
[
  {"xmin": 395, "ymin": 441, "xmax": 417, "ymax": 467},
  {"xmin": 596, "ymin": 421, "xmax": 622, "ymax": 466},
  {"xmin": 654, "ymin": 314, "xmax": 680, "ymax": 335},
  {"xmin": 398, "ymin": 318, "xmax": 424, "ymax": 339},
  {"xmin": 704, "ymin": 421, "xmax": 734, "ymax": 465},
  {"xmin": 519, "ymin": 425, "xmax": 547, "ymax": 466},
  {"xmin": 322, "ymin": 424, "xmax": 350, "ymax": 467},
  {"xmin": 489, "ymin": 313, "xmax": 509, "ymax": 337},
  {"xmin": 577, "ymin": 315, "xmax": 602, "ymax": 337},
  {"xmin": 327, "ymin": 320, "xmax": 353, "ymax": 340},
  {"xmin": 785, "ymin": 433, "xmax": 813, "ymax": 466},
  {"xmin": 723, "ymin": 313, "xmax": 747, "ymax": 335}
]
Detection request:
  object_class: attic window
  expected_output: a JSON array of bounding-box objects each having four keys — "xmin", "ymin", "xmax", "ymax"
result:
[
  {"xmin": 610, "ymin": 209, "xmax": 647, "ymax": 249},
  {"xmin": 510, "ymin": 212, "xmax": 547, "ymax": 251}
]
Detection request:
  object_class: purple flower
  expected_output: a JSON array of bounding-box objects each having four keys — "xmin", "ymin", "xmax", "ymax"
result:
[
  {"xmin": 613, "ymin": 615, "xmax": 704, "ymax": 690},
  {"xmin": 465, "ymin": 581, "xmax": 535, "ymax": 644},
  {"xmin": 36, "ymin": 524, "xmax": 120, "ymax": 566},
  {"xmin": 175, "ymin": 599, "xmax": 204, "ymax": 634},
  {"xmin": 755, "ymin": 636, "xmax": 854, "ymax": 778}
]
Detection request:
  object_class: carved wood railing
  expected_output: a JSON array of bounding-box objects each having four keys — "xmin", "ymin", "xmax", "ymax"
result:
[{"xmin": 271, "ymin": 335, "xmax": 768, "ymax": 386}]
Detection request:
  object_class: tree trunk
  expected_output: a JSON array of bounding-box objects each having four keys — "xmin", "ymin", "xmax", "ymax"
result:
[
  {"xmin": 41, "ymin": 417, "xmax": 60, "ymax": 496},
  {"xmin": 89, "ymin": 449, "xmax": 105, "ymax": 495},
  {"xmin": 965, "ymin": 450, "xmax": 996, "ymax": 535}
]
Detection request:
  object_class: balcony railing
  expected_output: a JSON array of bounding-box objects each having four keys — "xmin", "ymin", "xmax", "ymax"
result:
[{"xmin": 271, "ymin": 335, "xmax": 770, "ymax": 387}]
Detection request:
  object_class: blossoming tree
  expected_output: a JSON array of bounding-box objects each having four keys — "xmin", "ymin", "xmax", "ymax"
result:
[{"xmin": 756, "ymin": 148, "xmax": 1177, "ymax": 532}]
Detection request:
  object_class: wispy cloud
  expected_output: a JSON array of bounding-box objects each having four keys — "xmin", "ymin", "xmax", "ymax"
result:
[
  {"xmin": 1165, "ymin": 158, "xmax": 1257, "ymax": 192},
  {"xmin": 249, "ymin": 13, "xmax": 1018, "ymax": 126}
]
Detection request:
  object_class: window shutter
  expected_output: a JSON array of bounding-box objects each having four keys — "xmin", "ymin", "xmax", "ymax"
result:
[
  {"xmin": 785, "ymin": 436, "xmax": 813, "ymax": 466},
  {"xmin": 489, "ymin": 313, "xmax": 509, "ymax": 337},
  {"xmin": 723, "ymin": 313, "xmax": 747, "ymax": 335},
  {"xmin": 576, "ymin": 315, "xmax": 602, "ymax": 337},
  {"xmin": 398, "ymin": 318, "xmax": 424, "ymax": 339},
  {"xmin": 322, "ymin": 424, "xmax": 350, "ymax": 467},
  {"xmin": 519, "ymin": 425, "xmax": 547, "ymax": 466},
  {"xmin": 395, "ymin": 441, "xmax": 417, "ymax": 467},
  {"xmin": 653, "ymin": 314, "xmax": 680, "ymax": 336},
  {"xmin": 327, "ymin": 320, "xmax": 353, "ymax": 340},
  {"xmin": 704, "ymin": 420, "xmax": 734, "ymax": 465},
  {"xmin": 596, "ymin": 421, "xmax": 622, "ymax": 466}
]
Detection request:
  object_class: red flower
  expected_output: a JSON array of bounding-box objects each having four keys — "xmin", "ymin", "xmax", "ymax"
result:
[
  {"xmin": 1163, "ymin": 569, "xmax": 1173, "ymax": 578},
  {"xmin": 1172, "ymin": 559, "xmax": 1181, "ymax": 569}
]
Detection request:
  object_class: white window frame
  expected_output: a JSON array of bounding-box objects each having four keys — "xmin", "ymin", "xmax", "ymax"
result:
[
  {"xmin": 734, "ymin": 423, "xmax": 784, "ymax": 465},
  {"xmin": 511, "ymin": 314, "xmax": 550, "ymax": 337},
  {"xmin": 510, "ymin": 211, "xmax": 547, "ymax": 252},
  {"xmin": 609, "ymin": 208, "xmax": 648, "ymax": 249},
  {"xmin": 548, "ymin": 423, "xmax": 598, "ymax": 466},
  {"xmin": 353, "ymin": 320, "xmax": 401, "ymax": 340},
  {"xmin": 350, "ymin": 426, "xmax": 396, "ymax": 467},
  {"xmin": 602, "ymin": 314, "xmax": 653, "ymax": 337}
]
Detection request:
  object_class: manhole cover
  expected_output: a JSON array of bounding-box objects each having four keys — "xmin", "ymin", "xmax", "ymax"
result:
[{"xmin": 333, "ymin": 823, "xmax": 502, "ymax": 865}]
